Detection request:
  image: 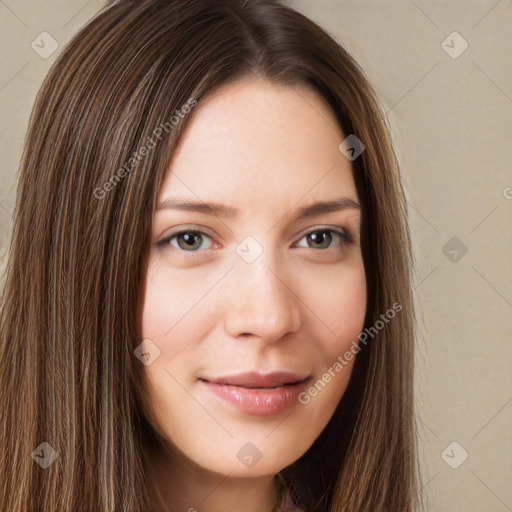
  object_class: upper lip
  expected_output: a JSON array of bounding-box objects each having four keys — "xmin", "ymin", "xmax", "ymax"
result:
[{"xmin": 201, "ymin": 371, "xmax": 310, "ymax": 389}]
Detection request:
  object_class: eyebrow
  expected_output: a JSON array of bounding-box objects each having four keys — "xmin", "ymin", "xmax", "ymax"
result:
[{"xmin": 155, "ymin": 195, "xmax": 360, "ymax": 219}]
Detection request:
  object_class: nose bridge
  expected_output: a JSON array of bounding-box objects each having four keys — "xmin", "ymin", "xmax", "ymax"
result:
[{"xmin": 223, "ymin": 247, "xmax": 301, "ymax": 342}]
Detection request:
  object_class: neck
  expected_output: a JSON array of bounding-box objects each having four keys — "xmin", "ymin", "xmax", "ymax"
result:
[{"xmin": 144, "ymin": 438, "xmax": 281, "ymax": 512}]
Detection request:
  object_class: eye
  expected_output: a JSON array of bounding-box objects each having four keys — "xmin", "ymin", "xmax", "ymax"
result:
[
  {"xmin": 156, "ymin": 226, "xmax": 352, "ymax": 256},
  {"xmin": 160, "ymin": 230, "xmax": 213, "ymax": 252},
  {"xmin": 293, "ymin": 228, "xmax": 350, "ymax": 250}
]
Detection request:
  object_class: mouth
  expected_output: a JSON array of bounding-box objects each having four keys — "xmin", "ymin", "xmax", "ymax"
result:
[
  {"xmin": 200, "ymin": 370, "xmax": 310, "ymax": 388},
  {"xmin": 199, "ymin": 371, "xmax": 311, "ymax": 416}
]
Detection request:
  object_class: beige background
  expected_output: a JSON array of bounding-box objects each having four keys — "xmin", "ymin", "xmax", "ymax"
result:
[{"xmin": 1, "ymin": 1, "xmax": 511, "ymax": 511}]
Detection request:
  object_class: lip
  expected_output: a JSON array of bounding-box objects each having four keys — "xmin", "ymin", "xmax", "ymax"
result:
[{"xmin": 199, "ymin": 371, "xmax": 311, "ymax": 416}]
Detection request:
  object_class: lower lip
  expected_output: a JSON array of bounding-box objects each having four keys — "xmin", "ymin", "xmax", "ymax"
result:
[{"xmin": 201, "ymin": 380, "xmax": 309, "ymax": 416}]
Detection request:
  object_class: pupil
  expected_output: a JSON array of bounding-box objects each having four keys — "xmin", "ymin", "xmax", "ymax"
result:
[
  {"xmin": 180, "ymin": 232, "xmax": 200, "ymax": 250},
  {"xmin": 309, "ymin": 231, "xmax": 331, "ymax": 248}
]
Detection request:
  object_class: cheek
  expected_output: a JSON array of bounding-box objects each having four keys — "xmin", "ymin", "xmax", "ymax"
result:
[
  {"xmin": 140, "ymin": 260, "xmax": 219, "ymax": 358},
  {"xmin": 138, "ymin": 264, "xmax": 215, "ymax": 438},
  {"xmin": 138, "ymin": 263, "xmax": 212, "ymax": 421},
  {"xmin": 290, "ymin": 259, "xmax": 366, "ymax": 417},
  {"xmin": 303, "ymin": 257, "xmax": 367, "ymax": 359},
  {"xmin": 290, "ymin": 271, "xmax": 366, "ymax": 443}
]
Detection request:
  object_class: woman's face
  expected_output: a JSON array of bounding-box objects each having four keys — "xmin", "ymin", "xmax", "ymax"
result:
[{"xmin": 140, "ymin": 78, "xmax": 366, "ymax": 477}]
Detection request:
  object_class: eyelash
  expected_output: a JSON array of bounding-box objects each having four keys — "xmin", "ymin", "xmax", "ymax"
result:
[{"xmin": 157, "ymin": 226, "xmax": 353, "ymax": 259}]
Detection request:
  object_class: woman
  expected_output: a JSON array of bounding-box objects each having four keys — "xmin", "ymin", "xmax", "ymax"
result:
[{"xmin": 0, "ymin": 0, "xmax": 421, "ymax": 511}]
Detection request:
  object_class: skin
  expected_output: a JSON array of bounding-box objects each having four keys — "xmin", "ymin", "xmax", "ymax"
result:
[{"xmin": 139, "ymin": 76, "xmax": 367, "ymax": 512}]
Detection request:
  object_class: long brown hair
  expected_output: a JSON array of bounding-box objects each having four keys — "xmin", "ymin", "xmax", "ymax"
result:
[{"xmin": 0, "ymin": 1, "xmax": 422, "ymax": 510}]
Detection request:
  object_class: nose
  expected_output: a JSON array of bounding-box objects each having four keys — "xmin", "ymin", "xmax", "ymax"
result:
[{"xmin": 223, "ymin": 255, "xmax": 301, "ymax": 343}]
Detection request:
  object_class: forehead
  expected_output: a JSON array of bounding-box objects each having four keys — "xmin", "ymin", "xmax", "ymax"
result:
[{"xmin": 158, "ymin": 78, "xmax": 357, "ymax": 212}]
